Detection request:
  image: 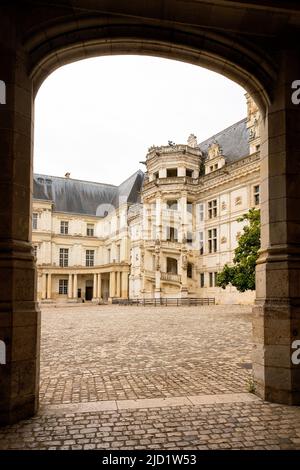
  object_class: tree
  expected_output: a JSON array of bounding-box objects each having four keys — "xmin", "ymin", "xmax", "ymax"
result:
[{"xmin": 216, "ymin": 208, "xmax": 260, "ymax": 292}]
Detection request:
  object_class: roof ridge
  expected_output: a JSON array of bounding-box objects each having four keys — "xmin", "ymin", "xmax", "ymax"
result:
[
  {"xmin": 34, "ymin": 173, "xmax": 117, "ymax": 188},
  {"xmin": 117, "ymin": 169, "xmax": 144, "ymax": 188}
]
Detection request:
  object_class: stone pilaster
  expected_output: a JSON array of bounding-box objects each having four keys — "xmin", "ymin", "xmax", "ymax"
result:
[
  {"xmin": 252, "ymin": 49, "xmax": 300, "ymax": 405},
  {"xmin": 0, "ymin": 20, "xmax": 40, "ymax": 424}
]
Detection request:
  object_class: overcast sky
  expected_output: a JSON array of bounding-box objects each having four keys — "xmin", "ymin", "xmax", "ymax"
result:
[{"xmin": 34, "ymin": 55, "xmax": 246, "ymax": 186}]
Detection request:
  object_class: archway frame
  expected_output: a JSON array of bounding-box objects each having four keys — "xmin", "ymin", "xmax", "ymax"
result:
[{"xmin": 1, "ymin": 6, "xmax": 300, "ymax": 425}]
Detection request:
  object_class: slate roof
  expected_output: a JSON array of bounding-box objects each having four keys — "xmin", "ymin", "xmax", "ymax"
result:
[
  {"xmin": 199, "ymin": 118, "xmax": 249, "ymax": 162},
  {"xmin": 33, "ymin": 170, "xmax": 144, "ymax": 216},
  {"xmin": 33, "ymin": 119, "xmax": 248, "ymax": 216}
]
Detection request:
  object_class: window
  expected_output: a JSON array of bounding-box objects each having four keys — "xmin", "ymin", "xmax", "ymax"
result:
[
  {"xmin": 210, "ymin": 166, "xmax": 213, "ymax": 172},
  {"xmin": 86, "ymin": 249, "xmax": 94, "ymax": 267},
  {"xmin": 187, "ymin": 263, "xmax": 193, "ymax": 279},
  {"xmin": 208, "ymin": 199, "xmax": 217, "ymax": 219},
  {"xmin": 107, "ymin": 248, "xmax": 111, "ymax": 264},
  {"xmin": 167, "ymin": 257, "xmax": 178, "ymax": 274},
  {"xmin": 167, "ymin": 226, "xmax": 178, "ymax": 242},
  {"xmin": 254, "ymin": 185, "xmax": 260, "ymax": 205},
  {"xmin": 187, "ymin": 231, "xmax": 193, "ymax": 244},
  {"xmin": 116, "ymin": 245, "xmax": 120, "ymax": 263},
  {"xmin": 87, "ymin": 223, "xmax": 94, "ymax": 236},
  {"xmin": 153, "ymin": 171, "xmax": 159, "ymax": 180},
  {"xmin": 166, "ymin": 200, "xmax": 178, "ymax": 210},
  {"xmin": 208, "ymin": 228, "xmax": 217, "ymax": 253},
  {"xmin": 59, "ymin": 279, "xmax": 68, "ymax": 295},
  {"xmin": 32, "ymin": 213, "xmax": 38, "ymax": 230},
  {"xmin": 187, "ymin": 201, "xmax": 193, "ymax": 214},
  {"xmin": 199, "ymin": 231, "xmax": 204, "ymax": 254},
  {"xmin": 59, "ymin": 248, "xmax": 69, "ymax": 267},
  {"xmin": 214, "ymin": 164, "xmax": 218, "ymax": 170},
  {"xmin": 256, "ymin": 144, "xmax": 260, "ymax": 152},
  {"xmin": 209, "ymin": 272, "xmax": 218, "ymax": 287},
  {"xmin": 60, "ymin": 221, "xmax": 69, "ymax": 235},
  {"xmin": 166, "ymin": 168, "xmax": 177, "ymax": 177},
  {"xmin": 186, "ymin": 169, "xmax": 193, "ymax": 177},
  {"xmin": 199, "ymin": 203, "xmax": 204, "ymax": 222},
  {"xmin": 33, "ymin": 245, "xmax": 37, "ymax": 258},
  {"xmin": 200, "ymin": 272, "xmax": 205, "ymax": 288}
]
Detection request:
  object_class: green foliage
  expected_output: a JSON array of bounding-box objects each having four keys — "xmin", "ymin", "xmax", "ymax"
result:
[{"xmin": 216, "ymin": 208, "xmax": 260, "ymax": 292}]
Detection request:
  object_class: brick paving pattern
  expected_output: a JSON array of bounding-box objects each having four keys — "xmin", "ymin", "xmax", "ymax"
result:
[{"xmin": 1, "ymin": 305, "xmax": 300, "ymax": 450}]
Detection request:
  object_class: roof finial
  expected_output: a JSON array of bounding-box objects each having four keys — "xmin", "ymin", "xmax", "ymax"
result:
[{"xmin": 187, "ymin": 134, "xmax": 197, "ymax": 148}]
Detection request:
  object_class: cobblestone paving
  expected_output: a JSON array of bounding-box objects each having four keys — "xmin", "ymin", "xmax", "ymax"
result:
[
  {"xmin": 39, "ymin": 305, "xmax": 253, "ymax": 405},
  {"xmin": 1, "ymin": 305, "xmax": 300, "ymax": 450},
  {"xmin": 1, "ymin": 401, "xmax": 300, "ymax": 450}
]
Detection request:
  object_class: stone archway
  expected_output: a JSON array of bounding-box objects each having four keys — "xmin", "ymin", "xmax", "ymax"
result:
[{"xmin": 1, "ymin": 1, "xmax": 300, "ymax": 424}]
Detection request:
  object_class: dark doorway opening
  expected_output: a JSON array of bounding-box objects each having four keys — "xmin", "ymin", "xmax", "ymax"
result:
[{"xmin": 85, "ymin": 286, "xmax": 93, "ymax": 301}]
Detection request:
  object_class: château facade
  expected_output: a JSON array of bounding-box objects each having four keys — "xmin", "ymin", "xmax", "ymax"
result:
[{"xmin": 32, "ymin": 94, "xmax": 260, "ymax": 304}]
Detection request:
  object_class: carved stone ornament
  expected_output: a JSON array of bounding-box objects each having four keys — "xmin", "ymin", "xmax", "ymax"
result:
[{"xmin": 208, "ymin": 141, "xmax": 222, "ymax": 160}]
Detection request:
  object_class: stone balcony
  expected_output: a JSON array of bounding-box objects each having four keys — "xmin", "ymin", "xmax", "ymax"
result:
[
  {"xmin": 143, "ymin": 239, "xmax": 182, "ymax": 252},
  {"xmin": 143, "ymin": 176, "xmax": 199, "ymax": 189},
  {"xmin": 161, "ymin": 272, "xmax": 181, "ymax": 284}
]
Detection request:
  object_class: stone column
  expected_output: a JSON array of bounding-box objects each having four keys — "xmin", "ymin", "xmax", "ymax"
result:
[
  {"xmin": 180, "ymin": 250, "xmax": 188, "ymax": 297},
  {"xmin": 46, "ymin": 274, "xmax": 52, "ymax": 299},
  {"xmin": 68, "ymin": 274, "xmax": 73, "ymax": 299},
  {"xmin": 0, "ymin": 23, "xmax": 40, "ymax": 424},
  {"xmin": 97, "ymin": 273, "xmax": 102, "ymax": 300},
  {"xmin": 252, "ymin": 49, "xmax": 300, "ymax": 405},
  {"xmin": 121, "ymin": 272, "xmax": 129, "ymax": 299},
  {"xmin": 73, "ymin": 274, "xmax": 78, "ymax": 299},
  {"xmin": 155, "ymin": 194, "xmax": 162, "ymax": 241},
  {"xmin": 93, "ymin": 273, "xmax": 98, "ymax": 299},
  {"xmin": 41, "ymin": 273, "xmax": 46, "ymax": 300},
  {"xmin": 180, "ymin": 192, "xmax": 188, "ymax": 242},
  {"xmin": 109, "ymin": 271, "xmax": 115, "ymax": 298},
  {"xmin": 116, "ymin": 272, "xmax": 121, "ymax": 298}
]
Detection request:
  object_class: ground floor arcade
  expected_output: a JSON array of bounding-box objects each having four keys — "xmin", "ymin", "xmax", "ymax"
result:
[{"xmin": 37, "ymin": 266, "xmax": 130, "ymax": 303}]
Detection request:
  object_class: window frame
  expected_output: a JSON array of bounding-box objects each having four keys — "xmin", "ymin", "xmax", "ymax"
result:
[
  {"xmin": 253, "ymin": 185, "xmax": 260, "ymax": 206},
  {"xmin": 59, "ymin": 248, "xmax": 69, "ymax": 267},
  {"xmin": 199, "ymin": 203, "xmax": 204, "ymax": 222},
  {"xmin": 59, "ymin": 279, "xmax": 68, "ymax": 295},
  {"xmin": 86, "ymin": 249, "xmax": 95, "ymax": 267},
  {"xmin": 60, "ymin": 220, "xmax": 69, "ymax": 235},
  {"xmin": 208, "ymin": 199, "xmax": 218, "ymax": 219},
  {"xmin": 208, "ymin": 228, "xmax": 217, "ymax": 253},
  {"xmin": 87, "ymin": 223, "xmax": 94, "ymax": 236},
  {"xmin": 32, "ymin": 212, "xmax": 38, "ymax": 230}
]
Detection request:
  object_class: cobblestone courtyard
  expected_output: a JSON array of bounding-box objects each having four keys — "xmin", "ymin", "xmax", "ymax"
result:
[{"xmin": 1, "ymin": 305, "xmax": 300, "ymax": 450}]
